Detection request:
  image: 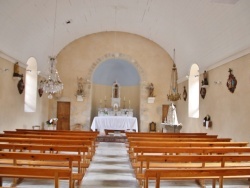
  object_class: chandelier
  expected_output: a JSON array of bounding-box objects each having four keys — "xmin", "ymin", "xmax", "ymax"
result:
[
  {"xmin": 167, "ymin": 49, "xmax": 181, "ymax": 101},
  {"xmin": 42, "ymin": 56, "xmax": 63, "ymax": 99},
  {"xmin": 41, "ymin": 0, "xmax": 63, "ymax": 99}
]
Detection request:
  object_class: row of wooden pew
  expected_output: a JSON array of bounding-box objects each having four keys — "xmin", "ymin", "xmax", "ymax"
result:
[
  {"xmin": 126, "ymin": 132, "xmax": 250, "ymax": 188},
  {"xmin": 0, "ymin": 129, "xmax": 99, "ymax": 188}
]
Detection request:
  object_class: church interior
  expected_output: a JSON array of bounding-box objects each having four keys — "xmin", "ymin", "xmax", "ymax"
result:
[{"xmin": 0, "ymin": 0, "xmax": 250, "ymax": 187}]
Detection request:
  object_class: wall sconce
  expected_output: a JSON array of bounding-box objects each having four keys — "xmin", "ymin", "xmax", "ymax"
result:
[
  {"xmin": 17, "ymin": 76, "xmax": 25, "ymax": 94},
  {"xmin": 227, "ymin": 68, "xmax": 237, "ymax": 93},
  {"xmin": 214, "ymin": 81, "xmax": 222, "ymax": 85},
  {"xmin": 0, "ymin": 68, "xmax": 8, "ymax": 72}
]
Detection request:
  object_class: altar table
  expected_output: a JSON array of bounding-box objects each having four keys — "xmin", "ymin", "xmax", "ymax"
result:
[{"xmin": 91, "ymin": 116, "xmax": 138, "ymax": 132}]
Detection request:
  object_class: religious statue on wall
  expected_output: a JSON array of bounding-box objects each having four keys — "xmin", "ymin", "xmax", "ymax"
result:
[
  {"xmin": 13, "ymin": 62, "xmax": 23, "ymax": 77},
  {"xmin": 203, "ymin": 70, "xmax": 208, "ymax": 86},
  {"xmin": 113, "ymin": 82, "xmax": 119, "ymax": 98},
  {"xmin": 166, "ymin": 103, "xmax": 179, "ymax": 125},
  {"xmin": 76, "ymin": 77, "xmax": 84, "ymax": 97},
  {"xmin": 111, "ymin": 81, "xmax": 121, "ymax": 107},
  {"xmin": 147, "ymin": 83, "xmax": 155, "ymax": 97}
]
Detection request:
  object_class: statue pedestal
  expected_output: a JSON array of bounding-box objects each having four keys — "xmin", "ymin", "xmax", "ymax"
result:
[
  {"xmin": 111, "ymin": 98, "xmax": 120, "ymax": 107},
  {"xmin": 147, "ymin": 97, "xmax": 155, "ymax": 103},
  {"xmin": 161, "ymin": 123, "xmax": 182, "ymax": 133}
]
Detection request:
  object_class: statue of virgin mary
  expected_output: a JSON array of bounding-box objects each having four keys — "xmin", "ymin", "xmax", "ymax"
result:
[{"xmin": 166, "ymin": 103, "xmax": 179, "ymax": 125}]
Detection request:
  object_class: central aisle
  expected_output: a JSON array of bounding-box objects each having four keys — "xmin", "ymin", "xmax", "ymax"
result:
[{"xmin": 82, "ymin": 142, "xmax": 140, "ymax": 188}]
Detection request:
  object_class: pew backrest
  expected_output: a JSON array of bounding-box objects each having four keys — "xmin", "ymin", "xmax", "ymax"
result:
[
  {"xmin": 0, "ymin": 166, "xmax": 72, "ymax": 188},
  {"xmin": 144, "ymin": 167, "xmax": 250, "ymax": 188}
]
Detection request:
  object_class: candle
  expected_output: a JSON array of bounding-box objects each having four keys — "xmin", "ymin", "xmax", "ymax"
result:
[
  {"xmin": 129, "ymin": 100, "xmax": 130, "ymax": 104},
  {"xmin": 100, "ymin": 99, "xmax": 102, "ymax": 103},
  {"xmin": 124, "ymin": 96, "xmax": 125, "ymax": 101},
  {"xmin": 105, "ymin": 96, "xmax": 106, "ymax": 100}
]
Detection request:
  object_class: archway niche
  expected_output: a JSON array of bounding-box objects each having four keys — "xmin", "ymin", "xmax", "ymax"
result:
[
  {"xmin": 188, "ymin": 64, "xmax": 199, "ymax": 118},
  {"xmin": 90, "ymin": 54, "xmax": 142, "ymax": 126},
  {"xmin": 25, "ymin": 57, "xmax": 38, "ymax": 112}
]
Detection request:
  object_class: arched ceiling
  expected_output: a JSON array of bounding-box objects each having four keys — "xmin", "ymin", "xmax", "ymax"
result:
[{"xmin": 0, "ymin": 0, "xmax": 249, "ymax": 80}]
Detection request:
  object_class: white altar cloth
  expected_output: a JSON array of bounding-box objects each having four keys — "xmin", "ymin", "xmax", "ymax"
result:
[{"xmin": 91, "ymin": 116, "xmax": 138, "ymax": 132}]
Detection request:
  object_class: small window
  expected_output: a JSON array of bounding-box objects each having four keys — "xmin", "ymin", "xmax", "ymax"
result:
[
  {"xmin": 188, "ymin": 64, "xmax": 199, "ymax": 118},
  {"xmin": 24, "ymin": 57, "xmax": 38, "ymax": 112}
]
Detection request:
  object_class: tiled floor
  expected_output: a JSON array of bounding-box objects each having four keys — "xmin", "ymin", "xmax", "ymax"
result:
[
  {"xmin": 82, "ymin": 142, "xmax": 139, "ymax": 188},
  {"xmin": 2, "ymin": 142, "xmax": 250, "ymax": 187}
]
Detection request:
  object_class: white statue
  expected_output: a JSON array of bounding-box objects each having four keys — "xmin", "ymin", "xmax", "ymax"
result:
[{"xmin": 166, "ymin": 103, "xmax": 179, "ymax": 125}]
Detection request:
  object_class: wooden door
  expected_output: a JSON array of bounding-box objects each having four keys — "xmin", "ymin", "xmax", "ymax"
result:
[
  {"xmin": 162, "ymin": 105, "xmax": 169, "ymax": 123},
  {"xmin": 57, "ymin": 102, "xmax": 70, "ymax": 130}
]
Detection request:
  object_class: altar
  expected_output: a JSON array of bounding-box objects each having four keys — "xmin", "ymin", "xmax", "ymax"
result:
[{"xmin": 91, "ymin": 116, "xmax": 138, "ymax": 132}]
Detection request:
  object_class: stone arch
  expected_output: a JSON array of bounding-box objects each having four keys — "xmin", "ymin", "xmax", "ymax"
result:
[{"xmin": 87, "ymin": 52, "xmax": 146, "ymax": 130}]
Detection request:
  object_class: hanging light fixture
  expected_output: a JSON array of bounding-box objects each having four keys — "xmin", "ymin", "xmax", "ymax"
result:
[
  {"xmin": 42, "ymin": 57, "xmax": 63, "ymax": 99},
  {"xmin": 167, "ymin": 49, "xmax": 181, "ymax": 101},
  {"xmin": 41, "ymin": 0, "xmax": 63, "ymax": 99}
]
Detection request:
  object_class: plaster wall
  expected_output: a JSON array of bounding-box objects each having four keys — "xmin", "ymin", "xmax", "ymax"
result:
[
  {"xmin": 177, "ymin": 53, "xmax": 250, "ymax": 143},
  {"xmin": 0, "ymin": 57, "xmax": 48, "ymax": 132},
  {"xmin": 55, "ymin": 32, "xmax": 173, "ymax": 131}
]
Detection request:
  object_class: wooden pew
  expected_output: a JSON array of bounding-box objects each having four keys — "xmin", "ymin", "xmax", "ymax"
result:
[
  {"xmin": 127, "ymin": 135, "xmax": 218, "ymax": 139},
  {"xmin": 136, "ymin": 154, "xmax": 250, "ymax": 173},
  {"xmin": 0, "ymin": 137, "xmax": 94, "ymax": 160},
  {"xmin": 128, "ymin": 141, "xmax": 249, "ymax": 161},
  {"xmin": 136, "ymin": 155, "xmax": 250, "ymax": 188},
  {"xmin": 130, "ymin": 146, "xmax": 250, "ymax": 163},
  {"xmin": 128, "ymin": 141, "xmax": 248, "ymax": 152},
  {"xmin": 126, "ymin": 132, "xmax": 208, "ymax": 136},
  {"xmin": 0, "ymin": 166, "xmax": 71, "ymax": 188},
  {"xmin": 0, "ymin": 133, "xmax": 96, "ymax": 155},
  {"xmin": 133, "ymin": 149, "xmax": 250, "ymax": 185},
  {"xmin": 15, "ymin": 129, "xmax": 99, "ymax": 135},
  {"xmin": 144, "ymin": 167, "xmax": 250, "ymax": 188},
  {"xmin": 127, "ymin": 137, "xmax": 231, "ymax": 142},
  {"xmin": 3, "ymin": 130, "xmax": 98, "ymax": 148},
  {"xmin": 132, "ymin": 146, "xmax": 250, "ymax": 155},
  {"xmin": 1, "ymin": 133, "xmax": 96, "ymax": 140},
  {"xmin": 0, "ymin": 143, "xmax": 89, "ymax": 172},
  {"xmin": 0, "ymin": 151, "xmax": 82, "ymax": 187}
]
